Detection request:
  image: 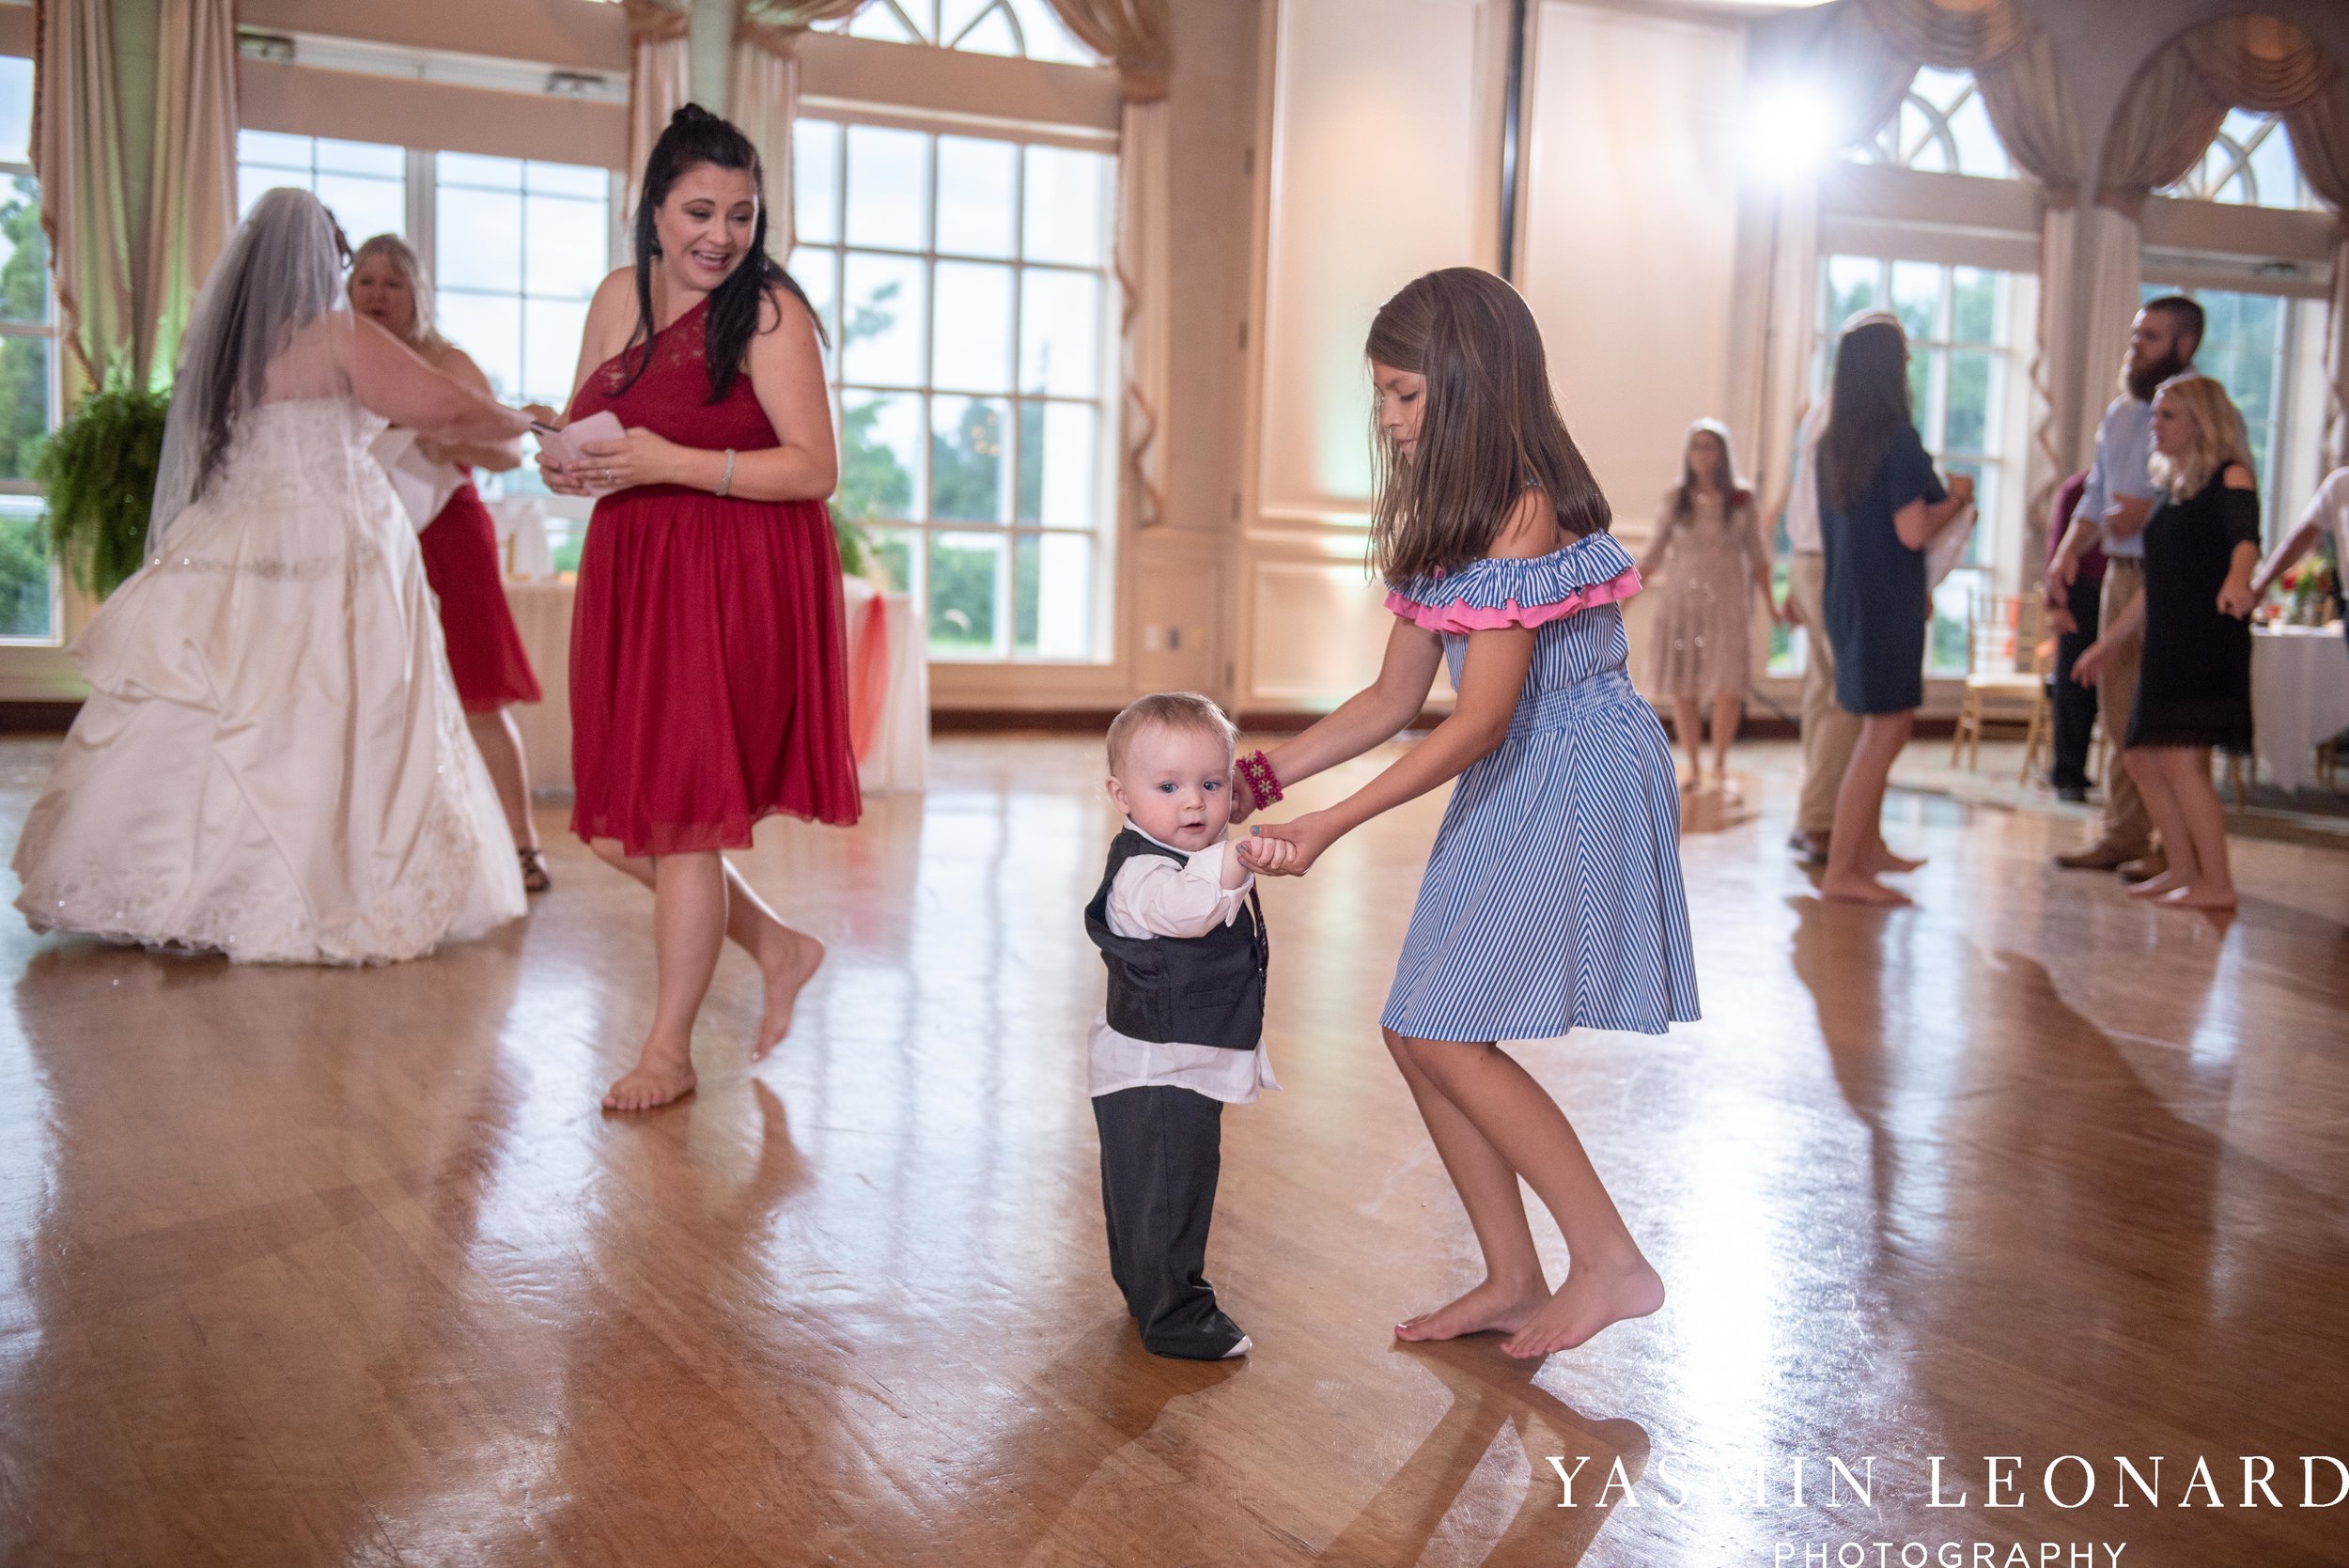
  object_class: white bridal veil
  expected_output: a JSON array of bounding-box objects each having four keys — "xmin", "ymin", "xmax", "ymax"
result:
[{"xmin": 146, "ymin": 188, "xmax": 350, "ymax": 560}]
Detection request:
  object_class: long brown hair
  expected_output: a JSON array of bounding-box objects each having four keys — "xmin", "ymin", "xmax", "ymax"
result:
[
  {"xmin": 1817, "ymin": 314, "xmax": 1912, "ymax": 515},
  {"xmin": 1675, "ymin": 418, "xmax": 1750, "ymax": 520},
  {"xmin": 1364, "ymin": 268, "xmax": 1610, "ymax": 584}
]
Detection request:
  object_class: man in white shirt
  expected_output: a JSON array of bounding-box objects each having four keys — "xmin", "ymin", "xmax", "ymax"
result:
[
  {"xmin": 2250, "ymin": 464, "xmax": 2349, "ymax": 620},
  {"xmin": 2046, "ymin": 295, "xmax": 2204, "ymax": 877},
  {"xmin": 1768, "ymin": 396, "xmax": 1855, "ymax": 862}
]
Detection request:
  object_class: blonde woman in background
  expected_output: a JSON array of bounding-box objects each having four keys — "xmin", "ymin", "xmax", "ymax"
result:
[
  {"xmin": 2071, "ymin": 373, "xmax": 2260, "ymax": 911},
  {"xmin": 349, "ymin": 235, "xmax": 553, "ymax": 893},
  {"xmin": 1637, "ymin": 419, "xmax": 1777, "ymax": 798}
]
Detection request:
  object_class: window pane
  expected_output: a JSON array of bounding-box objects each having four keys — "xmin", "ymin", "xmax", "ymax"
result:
[
  {"xmin": 438, "ymin": 292, "xmax": 522, "ymax": 401},
  {"xmin": 1021, "ymin": 145, "xmax": 1108, "ymax": 267},
  {"xmin": 936, "ymin": 137, "xmax": 1016, "ymax": 257},
  {"xmin": 1017, "ymin": 400, "xmax": 1097, "ymax": 527},
  {"xmin": 1907, "ymin": 348, "xmax": 1932, "ymax": 435},
  {"xmin": 1019, "ymin": 269, "xmax": 1100, "ymax": 396},
  {"xmin": 0, "ymin": 497, "xmax": 54, "ymax": 641},
  {"xmin": 1005, "ymin": 0, "xmax": 1097, "ymax": 64},
  {"xmin": 845, "ymin": 125, "xmax": 930, "ymax": 252},
  {"xmin": 931, "ymin": 260, "xmax": 1013, "ymax": 392},
  {"xmin": 795, "ymin": 120, "xmax": 842, "ymax": 246},
  {"xmin": 525, "ymin": 194, "xmax": 608, "ymax": 300},
  {"xmin": 523, "ymin": 298, "xmax": 589, "ymax": 407},
  {"xmin": 1945, "ymin": 349, "xmax": 1992, "ymax": 454},
  {"xmin": 1890, "ymin": 260, "xmax": 1939, "ymax": 341},
  {"xmin": 1929, "ymin": 568, "xmax": 1983, "ymax": 676},
  {"xmin": 1015, "ymin": 532, "xmax": 1094, "ymax": 657},
  {"xmin": 869, "ymin": 525, "xmax": 920, "ymax": 598},
  {"xmin": 440, "ymin": 151, "xmax": 523, "ymax": 191},
  {"xmin": 315, "ymin": 175, "xmax": 406, "ymax": 247},
  {"xmin": 841, "ymin": 253, "xmax": 926, "ymax": 386},
  {"xmin": 439, "ymin": 186, "xmax": 522, "ymax": 293},
  {"xmin": 0, "ymin": 58, "xmax": 31, "ymax": 166},
  {"xmin": 237, "ymin": 129, "xmax": 314, "ymax": 171},
  {"xmin": 788, "ymin": 247, "xmax": 838, "ymax": 350},
  {"xmin": 1951, "ymin": 266, "xmax": 1995, "ymax": 344},
  {"xmin": 930, "ymin": 396, "xmax": 1007, "ymax": 522},
  {"xmin": 838, "ymin": 390, "xmax": 923, "ymax": 522},
  {"xmin": 0, "ymin": 175, "xmax": 49, "ymax": 325},
  {"xmin": 948, "ymin": 2, "xmax": 1020, "ymax": 57},
  {"xmin": 1824, "ymin": 255, "xmax": 1879, "ymax": 325},
  {"xmin": 317, "ymin": 138, "xmax": 403, "ymax": 178},
  {"xmin": 1944, "ymin": 90, "xmax": 2010, "ymax": 179},
  {"xmin": 929, "ymin": 531, "xmax": 1003, "ymax": 655},
  {"xmin": 527, "ymin": 161, "xmax": 608, "ymax": 198},
  {"xmin": 0, "ymin": 334, "xmax": 49, "ymax": 481}
]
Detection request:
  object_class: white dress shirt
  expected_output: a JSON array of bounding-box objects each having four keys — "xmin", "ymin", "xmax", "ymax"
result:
[
  {"xmin": 1785, "ymin": 398, "xmax": 1831, "ymax": 555},
  {"xmin": 1086, "ymin": 822, "xmax": 1281, "ymax": 1105},
  {"xmin": 2297, "ymin": 466, "xmax": 2349, "ymax": 567},
  {"xmin": 2074, "ymin": 395, "xmax": 2156, "ymax": 561}
]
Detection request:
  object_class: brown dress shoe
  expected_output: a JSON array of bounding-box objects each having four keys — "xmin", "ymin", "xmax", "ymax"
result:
[
  {"xmin": 2118, "ymin": 852, "xmax": 2169, "ymax": 883},
  {"xmin": 2054, "ymin": 843, "xmax": 2137, "ymax": 871}
]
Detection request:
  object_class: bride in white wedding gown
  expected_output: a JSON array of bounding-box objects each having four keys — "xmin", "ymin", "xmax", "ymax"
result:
[{"xmin": 11, "ymin": 189, "xmax": 536, "ymax": 963}]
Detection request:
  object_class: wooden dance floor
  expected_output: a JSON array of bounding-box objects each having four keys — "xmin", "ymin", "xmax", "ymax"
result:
[{"xmin": 1, "ymin": 736, "xmax": 2345, "ymax": 1566}]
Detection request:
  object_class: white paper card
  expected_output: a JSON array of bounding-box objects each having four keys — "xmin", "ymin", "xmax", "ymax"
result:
[
  {"xmin": 370, "ymin": 427, "xmax": 468, "ymax": 533},
  {"xmin": 538, "ymin": 411, "xmax": 628, "ymax": 496},
  {"xmin": 1925, "ymin": 503, "xmax": 1978, "ymax": 591}
]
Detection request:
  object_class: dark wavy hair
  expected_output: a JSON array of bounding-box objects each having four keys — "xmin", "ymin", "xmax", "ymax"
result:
[
  {"xmin": 620, "ymin": 104, "xmax": 822, "ymax": 402},
  {"xmin": 1817, "ymin": 314, "xmax": 1912, "ymax": 516},
  {"xmin": 1363, "ymin": 268, "xmax": 1610, "ymax": 585}
]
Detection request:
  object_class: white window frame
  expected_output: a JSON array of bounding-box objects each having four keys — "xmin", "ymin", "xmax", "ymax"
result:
[
  {"xmin": 792, "ymin": 104, "xmax": 1121, "ymax": 665},
  {"xmin": 0, "ymin": 126, "xmax": 60, "ymax": 647}
]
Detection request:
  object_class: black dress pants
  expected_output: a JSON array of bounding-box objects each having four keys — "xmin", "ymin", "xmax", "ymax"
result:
[
  {"xmin": 1093, "ymin": 1085, "xmax": 1245, "ymax": 1359},
  {"xmin": 2049, "ymin": 574, "xmax": 2102, "ymax": 792}
]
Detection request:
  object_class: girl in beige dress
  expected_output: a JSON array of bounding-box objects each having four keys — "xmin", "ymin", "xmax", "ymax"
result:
[{"xmin": 1639, "ymin": 419, "xmax": 1777, "ymax": 796}]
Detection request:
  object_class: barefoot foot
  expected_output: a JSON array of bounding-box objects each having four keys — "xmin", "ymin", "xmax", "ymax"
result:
[
  {"xmin": 603, "ymin": 1051, "xmax": 697, "ymax": 1111},
  {"xmin": 1862, "ymin": 846, "xmax": 1925, "ymax": 874},
  {"xmin": 2158, "ymin": 882, "xmax": 2237, "ymax": 911},
  {"xmin": 2124, "ymin": 872, "xmax": 2185, "ymax": 899},
  {"xmin": 1393, "ymin": 1277, "xmax": 1550, "ymax": 1343},
  {"xmin": 751, "ymin": 926, "xmax": 826, "ymax": 1060},
  {"xmin": 1819, "ymin": 872, "xmax": 1912, "ymax": 906},
  {"xmin": 1500, "ymin": 1258, "xmax": 1666, "ymax": 1359}
]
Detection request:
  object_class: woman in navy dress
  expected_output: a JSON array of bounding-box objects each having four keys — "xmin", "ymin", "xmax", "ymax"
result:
[
  {"xmin": 1240, "ymin": 269, "xmax": 1697, "ymax": 1360},
  {"xmin": 1814, "ymin": 314, "xmax": 1972, "ymax": 905}
]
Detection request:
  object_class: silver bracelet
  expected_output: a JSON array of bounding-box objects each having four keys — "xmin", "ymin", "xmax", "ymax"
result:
[{"xmin": 716, "ymin": 448, "xmax": 736, "ymax": 498}]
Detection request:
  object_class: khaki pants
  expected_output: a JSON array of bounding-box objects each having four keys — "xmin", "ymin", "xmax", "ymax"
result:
[
  {"xmin": 1788, "ymin": 552, "xmax": 1861, "ymax": 837},
  {"xmin": 2092, "ymin": 560, "xmax": 2153, "ymax": 855}
]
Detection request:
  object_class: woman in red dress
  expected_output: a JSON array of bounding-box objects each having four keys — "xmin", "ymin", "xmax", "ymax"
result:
[
  {"xmin": 348, "ymin": 235, "xmax": 552, "ymax": 892},
  {"xmin": 540, "ymin": 106, "xmax": 859, "ymax": 1111}
]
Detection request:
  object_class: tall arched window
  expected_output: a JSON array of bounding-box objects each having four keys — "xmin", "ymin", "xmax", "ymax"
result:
[
  {"xmin": 2159, "ymin": 108, "xmax": 2317, "ymax": 210},
  {"xmin": 817, "ymin": 0, "xmax": 1097, "ymax": 64},
  {"xmin": 1847, "ymin": 67, "xmax": 2013, "ymax": 180}
]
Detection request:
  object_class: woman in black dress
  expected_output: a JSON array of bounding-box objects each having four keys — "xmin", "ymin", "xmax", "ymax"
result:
[
  {"xmin": 1814, "ymin": 315, "xmax": 1973, "ymax": 905},
  {"xmin": 2073, "ymin": 374, "xmax": 2259, "ymax": 910}
]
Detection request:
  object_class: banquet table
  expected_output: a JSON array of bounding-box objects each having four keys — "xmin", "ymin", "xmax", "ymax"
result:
[
  {"xmin": 2249, "ymin": 624, "xmax": 2349, "ymax": 796},
  {"xmin": 503, "ymin": 578, "xmax": 929, "ymax": 799}
]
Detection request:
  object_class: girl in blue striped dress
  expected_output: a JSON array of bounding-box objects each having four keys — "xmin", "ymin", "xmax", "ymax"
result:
[{"xmin": 1237, "ymin": 269, "xmax": 1698, "ymax": 1358}]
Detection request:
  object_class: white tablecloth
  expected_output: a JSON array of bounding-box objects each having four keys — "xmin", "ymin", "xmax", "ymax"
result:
[
  {"xmin": 504, "ymin": 579, "xmax": 929, "ymax": 799},
  {"xmin": 2250, "ymin": 624, "xmax": 2349, "ymax": 795}
]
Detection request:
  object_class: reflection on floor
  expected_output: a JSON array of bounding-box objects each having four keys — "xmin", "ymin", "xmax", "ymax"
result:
[{"xmin": 1, "ymin": 735, "xmax": 2344, "ymax": 1565}]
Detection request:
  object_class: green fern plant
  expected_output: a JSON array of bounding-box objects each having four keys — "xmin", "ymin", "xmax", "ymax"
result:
[
  {"xmin": 36, "ymin": 384, "xmax": 170, "ymax": 600},
  {"xmin": 835, "ymin": 512, "xmax": 872, "ymax": 579}
]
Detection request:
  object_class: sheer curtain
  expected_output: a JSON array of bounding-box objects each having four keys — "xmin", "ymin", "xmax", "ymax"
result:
[
  {"xmin": 33, "ymin": 0, "xmax": 136, "ymax": 388},
  {"xmin": 729, "ymin": 1, "xmax": 868, "ymax": 254},
  {"xmin": 624, "ymin": 0, "xmax": 693, "ymax": 215},
  {"xmin": 140, "ymin": 0, "xmax": 237, "ymax": 389}
]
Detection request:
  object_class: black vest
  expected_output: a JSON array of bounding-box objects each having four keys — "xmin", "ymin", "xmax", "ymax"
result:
[{"xmin": 1083, "ymin": 830, "xmax": 1268, "ymax": 1050}]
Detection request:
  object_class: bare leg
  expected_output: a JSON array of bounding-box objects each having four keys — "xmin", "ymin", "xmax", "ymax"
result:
[
  {"xmin": 588, "ymin": 840, "xmax": 827, "ymax": 1109},
  {"xmin": 1707, "ymin": 693, "xmax": 1741, "ymax": 798},
  {"xmin": 2155, "ymin": 748, "xmax": 2237, "ymax": 909},
  {"xmin": 2121, "ymin": 748, "xmax": 2194, "ymax": 898},
  {"xmin": 1821, "ymin": 712, "xmax": 1917, "ymax": 903},
  {"xmin": 1393, "ymin": 1036, "xmax": 1663, "ymax": 1358},
  {"xmin": 601, "ymin": 851, "xmax": 726, "ymax": 1110},
  {"xmin": 464, "ymin": 707, "xmax": 538, "ymax": 850},
  {"xmin": 1672, "ymin": 697, "xmax": 1703, "ymax": 790},
  {"xmin": 1384, "ymin": 1030, "xmax": 1550, "ymax": 1343}
]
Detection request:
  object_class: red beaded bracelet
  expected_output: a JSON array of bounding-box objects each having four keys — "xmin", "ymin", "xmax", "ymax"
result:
[{"xmin": 1237, "ymin": 749, "xmax": 1283, "ymax": 810}]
